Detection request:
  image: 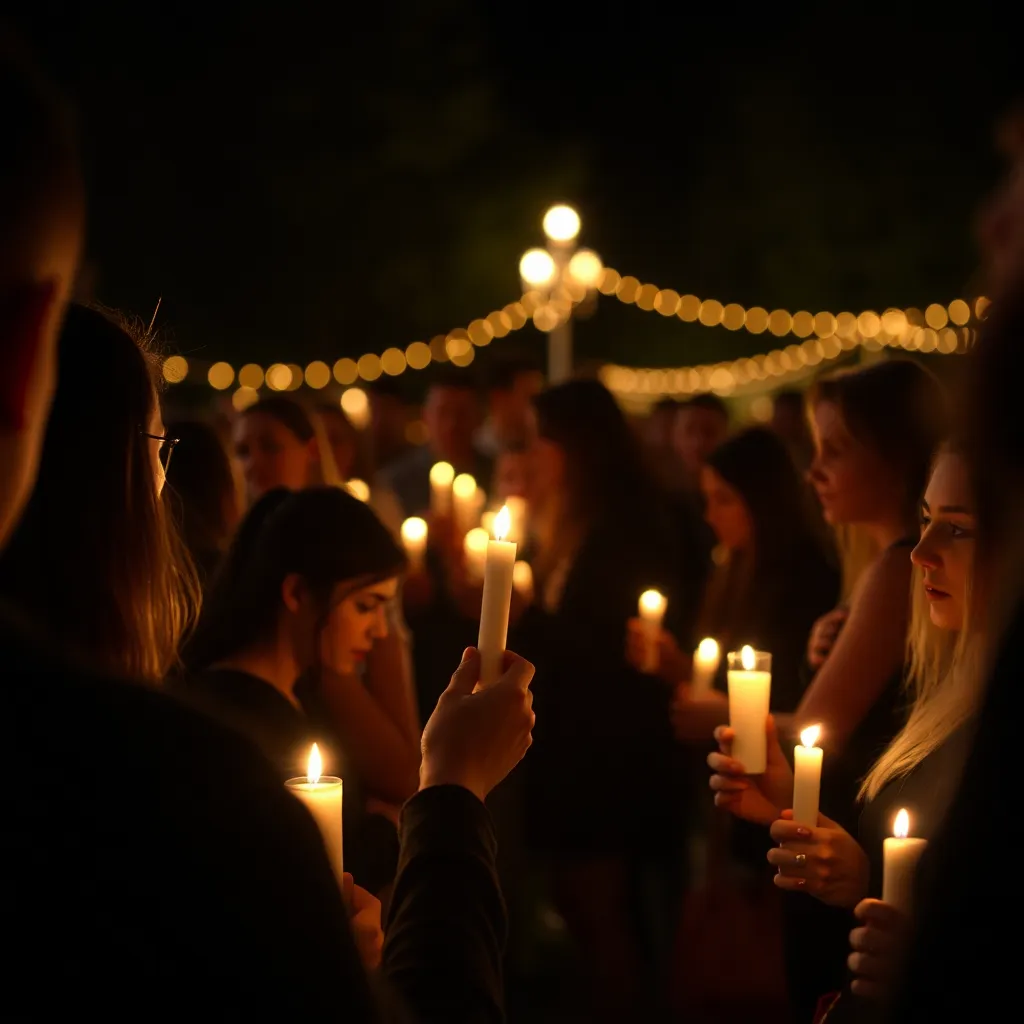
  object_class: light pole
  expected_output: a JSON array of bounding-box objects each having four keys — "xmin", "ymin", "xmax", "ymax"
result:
[{"xmin": 519, "ymin": 204, "xmax": 602, "ymax": 384}]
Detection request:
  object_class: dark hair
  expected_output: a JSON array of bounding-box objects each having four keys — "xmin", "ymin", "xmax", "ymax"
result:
[
  {"xmin": 533, "ymin": 378, "xmax": 658, "ymax": 531},
  {"xmin": 810, "ymin": 358, "xmax": 947, "ymax": 516},
  {"xmin": 240, "ymin": 396, "xmax": 315, "ymax": 443},
  {"xmin": 366, "ymin": 375, "xmax": 407, "ymax": 401},
  {"xmin": 185, "ymin": 486, "xmax": 406, "ymax": 671},
  {"xmin": 164, "ymin": 419, "xmax": 237, "ymax": 577},
  {"xmin": 0, "ymin": 304, "xmax": 199, "ymax": 680},
  {"xmin": 652, "ymin": 397, "xmax": 680, "ymax": 415},
  {"xmin": 482, "ymin": 353, "xmax": 541, "ymax": 393},
  {"xmin": 772, "ymin": 389, "xmax": 805, "ymax": 415},
  {"xmin": 681, "ymin": 393, "xmax": 728, "ymax": 418}
]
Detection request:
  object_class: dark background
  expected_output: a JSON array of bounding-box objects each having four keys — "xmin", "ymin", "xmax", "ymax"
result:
[{"xmin": 10, "ymin": 2, "xmax": 1020, "ymax": 389}]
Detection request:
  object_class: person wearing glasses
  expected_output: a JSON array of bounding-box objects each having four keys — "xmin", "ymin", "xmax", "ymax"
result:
[{"xmin": 0, "ymin": 303, "xmax": 199, "ymax": 683}]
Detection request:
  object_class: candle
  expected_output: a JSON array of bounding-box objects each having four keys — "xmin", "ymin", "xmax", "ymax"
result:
[
  {"xmin": 452, "ymin": 473, "xmax": 479, "ymax": 536},
  {"xmin": 690, "ymin": 637, "xmax": 721, "ymax": 694},
  {"xmin": 638, "ymin": 589, "xmax": 668, "ymax": 673},
  {"xmin": 726, "ymin": 646, "xmax": 772, "ymax": 774},
  {"xmin": 882, "ymin": 808, "xmax": 928, "ymax": 915},
  {"xmin": 286, "ymin": 743, "xmax": 344, "ymax": 884},
  {"xmin": 430, "ymin": 461, "xmax": 455, "ymax": 517},
  {"xmin": 481, "ymin": 508, "xmax": 497, "ymax": 537},
  {"xmin": 346, "ymin": 478, "xmax": 370, "ymax": 503},
  {"xmin": 792, "ymin": 724, "xmax": 823, "ymax": 826},
  {"xmin": 504, "ymin": 495, "xmax": 528, "ymax": 544},
  {"xmin": 463, "ymin": 527, "xmax": 489, "ymax": 582},
  {"xmin": 400, "ymin": 516, "xmax": 428, "ymax": 569},
  {"xmin": 478, "ymin": 504, "xmax": 517, "ymax": 688},
  {"xmin": 512, "ymin": 560, "xmax": 534, "ymax": 602}
]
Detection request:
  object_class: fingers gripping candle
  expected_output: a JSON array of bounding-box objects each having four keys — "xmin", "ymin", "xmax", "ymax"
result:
[
  {"xmin": 882, "ymin": 809, "xmax": 928, "ymax": 915},
  {"xmin": 792, "ymin": 724, "xmax": 823, "ymax": 826},
  {"xmin": 638, "ymin": 590, "xmax": 668, "ymax": 673},
  {"xmin": 727, "ymin": 646, "xmax": 772, "ymax": 774},
  {"xmin": 478, "ymin": 505, "xmax": 517, "ymax": 688},
  {"xmin": 286, "ymin": 743, "xmax": 344, "ymax": 884}
]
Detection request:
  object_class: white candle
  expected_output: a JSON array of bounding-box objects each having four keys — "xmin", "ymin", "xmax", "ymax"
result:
[
  {"xmin": 463, "ymin": 527, "xmax": 489, "ymax": 582},
  {"xmin": 286, "ymin": 743, "xmax": 344, "ymax": 884},
  {"xmin": 638, "ymin": 589, "xmax": 668, "ymax": 673},
  {"xmin": 882, "ymin": 808, "xmax": 928, "ymax": 915},
  {"xmin": 346, "ymin": 478, "xmax": 370, "ymax": 502},
  {"xmin": 478, "ymin": 504, "xmax": 517, "ymax": 688},
  {"xmin": 430, "ymin": 461, "xmax": 455, "ymax": 517},
  {"xmin": 504, "ymin": 495, "xmax": 528, "ymax": 544},
  {"xmin": 726, "ymin": 646, "xmax": 772, "ymax": 774},
  {"xmin": 512, "ymin": 560, "xmax": 534, "ymax": 603},
  {"xmin": 691, "ymin": 637, "xmax": 721, "ymax": 694},
  {"xmin": 452, "ymin": 472, "xmax": 478, "ymax": 536},
  {"xmin": 792, "ymin": 724, "xmax": 823, "ymax": 826},
  {"xmin": 400, "ymin": 516, "xmax": 428, "ymax": 569}
]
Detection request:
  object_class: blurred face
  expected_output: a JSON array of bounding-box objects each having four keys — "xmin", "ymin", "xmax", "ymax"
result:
[
  {"xmin": 423, "ymin": 385, "xmax": 479, "ymax": 463},
  {"xmin": 523, "ymin": 408, "xmax": 565, "ymax": 522},
  {"xmin": 323, "ymin": 412, "xmax": 357, "ymax": 480},
  {"xmin": 700, "ymin": 465, "xmax": 754, "ymax": 551},
  {"xmin": 808, "ymin": 400, "xmax": 902, "ymax": 526},
  {"xmin": 233, "ymin": 411, "xmax": 315, "ymax": 501},
  {"xmin": 495, "ymin": 449, "xmax": 527, "ymax": 500},
  {"xmin": 318, "ymin": 577, "xmax": 399, "ymax": 675},
  {"xmin": 647, "ymin": 405, "xmax": 677, "ymax": 450},
  {"xmin": 911, "ymin": 452, "xmax": 977, "ymax": 631},
  {"xmin": 673, "ymin": 406, "xmax": 728, "ymax": 476},
  {"xmin": 771, "ymin": 402, "xmax": 809, "ymax": 447},
  {"xmin": 490, "ymin": 371, "xmax": 544, "ymax": 446}
]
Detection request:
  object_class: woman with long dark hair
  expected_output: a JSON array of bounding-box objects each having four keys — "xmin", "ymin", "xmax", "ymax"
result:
[{"xmin": 0, "ymin": 304, "xmax": 198, "ymax": 682}]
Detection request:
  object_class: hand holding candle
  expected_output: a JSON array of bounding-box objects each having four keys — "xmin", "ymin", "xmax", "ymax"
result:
[
  {"xmin": 726, "ymin": 646, "xmax": 772, "ymax": 774},
  {"xmin": 792, "ymin": 724, "xmax": 823, "ymax": 826},
  {"xmin": 690, "ymin": 637, "xmax": 721, "ymax": 694},
  {"xmin": 882, "ymin": 809, "xmax": 928, "ymax": 915},
  {"xmin": 477, "ymin": 505, "xmax": 517, "ymax": 688},
  {"xmin": 638, "ymin": 589, "xmax": 668, "ymax": 673},
  {"xmin": 286, "ymin": 743, "xmax": 344, "ymax": 884}
]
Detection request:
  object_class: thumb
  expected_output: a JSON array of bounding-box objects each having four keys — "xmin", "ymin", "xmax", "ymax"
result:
[{"xmin": 446, "ymin": 647, "xmax": 480, "ymax": 695}]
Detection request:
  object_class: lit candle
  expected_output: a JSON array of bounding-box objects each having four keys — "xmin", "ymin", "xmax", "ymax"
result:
[
  {"xmin": 452, "ymin": 473, "xmax": 479, "ymax": 536},
  {"xmin": 690, "ymin": 637, "xmax": 721, "ymax": 695},
  {"xmin": 726, "ymin": 646, "xmax": 772, "ymax": 774},
  {"xmin": 400, "ymin": 516, "xmax": 428, "ymax": 570},
  {"xmin": 638, "ymin": 589, "xmax": 668, "ymax": 673},
  {"xmin": 504, "ymin": 495, "xmax": 528, "ymax": 544},
  {"xmin": 512, "ymin": 560, "xmax": 534, "ymax": 603},
  {"xmin": 430, "ymin": 461, "xmax": 455, "ymax": 517},
  {"xmin": 463, "ymin": 527, "xmax": 489, "ymax": 582},
  {"xmin": 286, "ymin": 743, "xmax": 344, "ymax": 884},
  {"xmin": 792, "ymin": 724, "xmax": 823, "ymax": 826},
  {"xmin": 478, "ymin": 505, "xmax": 517, "ymax": 688},
  {"xmin": 882, "ymin": 808, "xmax": 928, "ymax": 915},
  {"xmin": 346, "ymin": 478, "xmax": 370, "ymax": 503}
]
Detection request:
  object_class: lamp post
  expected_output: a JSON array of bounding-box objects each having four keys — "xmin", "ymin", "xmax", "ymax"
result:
[{"xmin": 519, "ymin": 204, "xmax": 602, "ymax": 384}]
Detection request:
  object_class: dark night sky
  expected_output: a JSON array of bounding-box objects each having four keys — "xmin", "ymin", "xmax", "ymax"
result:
[{"xmin": 10, "ymin": 2, "xmax": 1021, "ymax": 391}]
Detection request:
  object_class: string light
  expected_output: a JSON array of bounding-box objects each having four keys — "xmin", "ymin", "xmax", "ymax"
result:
[
  {"xmin": 305, "ymin": 360, "xmax": 331, "ymax": 389},
  {"xmin": 162, "ymin": 355, "xmax": 188, "ymax": 383},
  {"xmin": 207, "ymin": 361, "xmax": 235, "ymax": 390}
]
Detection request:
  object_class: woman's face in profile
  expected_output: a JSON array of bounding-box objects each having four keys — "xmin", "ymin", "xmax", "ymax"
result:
[
  {"xmin": 700, "ymin": 465, "xmax": 753, "ymax": 551},
  {"xmin": 233, "ymin": 412, "xmax": 315, "ymax": 502},
  {"xmin": 318, "ymin": 577, "xmax": 399, "ymax": 676}
]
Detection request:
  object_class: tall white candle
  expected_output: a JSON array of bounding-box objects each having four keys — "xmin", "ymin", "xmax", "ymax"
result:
[
  {"xmin": 286, "ymin": 743, "xmax": 344, "ymax": 884},
  {"xmin": 638, "ymin": 589, "xmax": 668, "ymax": 673},
  {"xmin": 882, "ymin": 808, "xmax": 928, "ymax": 915},
  {"xmin": 691, "ymin": 637, "xmax": 721, "ymax": 694},
  {"xmin": 430, "ymin": 461, "xmax": 455, "ymax": 517},
  {"xmin": 478, "ymin": 504, "xmax": 517, "ymax": 688},
  {"xmin": 726, "ymin": 646, "xmax": 772, "ymax": 774},
  {"xmin": 792, "ymin": 724, "xmax": 823, "ymax": 826},
  {"xmin": 512, "ymin": 560, "xmax": 534, "ymax": 603},
  {"xmin": 400, "ymin": 516, "xmax": 428, "ymax": 569},
  {"xmin": 463, "ymin": 527, "xmax": 489, "ymax": 582},
  {"xmin": 452, "ymin": 473, "xmax": 479, "ymax": 536}
]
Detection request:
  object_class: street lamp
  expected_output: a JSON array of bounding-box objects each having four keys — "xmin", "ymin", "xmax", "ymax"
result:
[{"xmin": 520, "ymin": 204, "xmax": 602, "ymax": 384}]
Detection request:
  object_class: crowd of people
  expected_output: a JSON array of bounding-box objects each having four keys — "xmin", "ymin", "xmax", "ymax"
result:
[{"xmin": 4, "ymin": 28, "xmax": 1022, "ymax": 1024}]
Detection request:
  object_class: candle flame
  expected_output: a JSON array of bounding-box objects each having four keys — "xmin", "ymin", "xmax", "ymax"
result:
[
  {"xmin": 307, "ymin": 743, "xmax": 323, "ymax": 785},
  {"xmin": 800, "ymin": 724, "xmax": 821, "ymax": 748},
  {"xmin": 697, "ymin": 637, "xmax": 719, "ymax": 660},
  {"xmin": 740, "ymin": 644, "xmax": 756, "ymax": 671},
  {"xmin": 453, "ymin": 472, "xmax": 477, "ymax": 499},
  {"xmin": 494, "ymin": 504, "xmax": 512, "ymax": 541},
  {"xmin": 346, "ymin": 478, "xmax": 370, "ymax": 502},
  {"xmin": 893, "ymin": 808, "xmax": 910, "ymax": 839},
  {"xmin": 401, "ymin": 516, "xmax": 427, "ymax": 543},
  {"xmin": 429, "ymin": 461, "xmax": 454, "ymax": 486},
  {"xmin": 639, "ymin": 589, "xmax": 665, "ymax": 613}
]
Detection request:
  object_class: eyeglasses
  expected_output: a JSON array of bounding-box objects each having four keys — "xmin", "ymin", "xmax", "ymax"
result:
[{"xmin": 141, "ymin": 432, "xmax": 180, "ymax": 473}]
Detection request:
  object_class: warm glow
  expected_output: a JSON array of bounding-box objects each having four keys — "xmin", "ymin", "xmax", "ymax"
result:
[
  {"xmin": 464, "ymin": 527, "xmax": 489, "ymax": 556},
  {"xmin": 430, "ymin": 461, "xmax": 455, "ymax": 488},
  {"xmin": 494, "ymin": 504, "xmax": 512, "ymax": 541},
  {"xmin": 334, "ymin": 358, "xmax": 359, "ymax": 386},
  {"xmin": 347, "ymin": 479, "xmax": 370, "ymax": 502},
  {"xmin": 453, "ymin": 473, "xmax": 477, "ymax": 500},
  {"xmin": 893, "ymin": 808, "xmax": 910, "ymax": 839},
  {"xmin": 238, "ymin": 363, "xmax": 265, "ymax": 389},
  {"xmin": 305, "ymin": 360, "xmax": 332, "ymax": 389},
  {"xmin": 520, "ymin": 248, "xmax": 557, "ymax": 288},
  {"xmin": 401, "ymin": 516, "xmax": 427, "ymax": 544},
  {"xmin": 741, "ymin": 645, "xmax": 756, "ymax": 671},
  {"xmin": 568, "ymin": 249, "xmax": 603, "ymax": 288},
  {"xmin": 512, "ymin": 560, "xmax": 534, "ymax": 595},
  {"xmin": 266, "ymin": 363, "xmax": 293, "ymax": 391},
  {"xmin": 639, "ymin": 589, "xmax": 665, "ymax": 614},
  {"xmin": 697, "ymin": 637, "xmax": 719, "ymax": 662},
  {"xmin": 543, "ymin": 204, "xmax": 581, "ymax": 242},
  {"xmin": 162, "ymin": 355, "xmax": 188, "ymax": 384},
  {"xmin": 340, "ymin": 387, "xmax": 370, "ymax": 429},
  {"xmin": 231, "ymin": 386, "xmax": 259, "ymax": 412},
  {"xmin": 800, "ymin": 724, "xmax": 822, "ymax": 748},
  {"xmin": 307, "ymin": 743, "xmax": 323, "ymax": 785},
  {"xmin": 208, "ymin": 361, "xmax": 235, "ymax": 390}
]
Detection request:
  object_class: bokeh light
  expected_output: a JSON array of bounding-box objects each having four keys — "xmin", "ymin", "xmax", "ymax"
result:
[
  {"xmin": 791, "ymin": 311, "xmax": 815, "ymax": 338},
  {"xmin": 768, "ymin": 309, "xmax": 793, "ymax": 337},
  {"xmin": 231, "ymin": 386, "xmax": 259, "ymax": 411},
  {"xmin": 340, "ymin": 387, "xmax": 370, "ymax": 429},
  {"xmin": 616, "ymin": 276, "xmax": 641, "ymax": 304},
  {"xmin": 357, "ymin": 353, "xmax": 382, "ymax": 381},
  {"xmin": 381, "ymin": 347, "xmax": 406, "ymax": 376},
  {"xmin": 925, "ymin": 303, "xmax": 948, "ymax": 330},
  {"xmin": 405, "ymin": 341, "xmax": 432, "ymax": 370},
  {"xmin": 207, "ymin": 362, "xmax": 235, "ymax": 390},
  {"xmin": 677, "ymin": 294, "xmax": 701, "ymax": 322},
  {"xmin": 699, "ymin": 299, "xmax": 724, "ymax": 327},
  {"xmin": 162, "ymin": 355, "xmax": 188, "ymax": 384},
  {"xmin": 636, "ymin": 284, "xmax": 658, "ymax": 311},
  {"xmin": 722, "ymin": 303, "xmax": 746, "ymax": 331},
  {"xmin": 429, "ymin": 335, "xmax": 450, "ymax": 362},
  {"xmin": 655, "ymin": 289, "xmax": 680, "ymax": 316},
  {"xmin": 745, "ymin": 307, "xmax": 769, "ymax": 334},
  {"xmin": 333, "ymin": 358, "xmax": 358, "ymax": 386},
  {"xmin": 567, "ymin": 249, "xmax": 603, "ymax": 288},
  {"xmin": 265, "ymin": 363, "xmax": 293, "ymax": 391},
  {"xmin": 467, "ymin": 319, "xmax": 494, "ymax": 347},
  {"xmin": 239, "ymin": 363, "xmax": 265, "ymax": 389},
  {"xmin": 520, "ymin": 248, "xmax": 557, "ymax": 288},
  {"xmin": 947, "ymin": 299, "xmax": 970, "ymax": 326},
  {"xmin": 305, "ymin": 360, "xmax": 331, "ymax": 389},
  {"xmin": 542, "ymin": 204, "xmax": 581, "ymax": 242},
  {"xmin": 285, "ymin": 364, "xmax": 303, "ymax": 391}
]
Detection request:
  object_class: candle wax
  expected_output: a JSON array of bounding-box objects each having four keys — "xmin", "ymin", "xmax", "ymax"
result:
[
  {"xmin": 478, "ymin": 538, "xmax": 517, "ymax": 687},
  {"xmin": 882, "ymin": 836, "xmax": 928, "ymax": 914},
  {"xmin": 791, "ymin": 743, "xmax": 823, "ymax": 826},
  {"xmin": 286, "ymin": 777, "xmax": 344, "ymax": 883},
  {"xmin": 727, "ymin": 667, "xmax": 771, "ymax": 774}
]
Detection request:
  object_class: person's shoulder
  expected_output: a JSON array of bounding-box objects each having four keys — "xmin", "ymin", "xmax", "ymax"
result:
[{"xmin": 850, "ymin": 543, "xmax": 913, "ymax": 617}]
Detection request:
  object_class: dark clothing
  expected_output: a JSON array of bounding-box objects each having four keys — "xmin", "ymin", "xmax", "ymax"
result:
[
  {"xmin": 171, "ymin": 667, "xmax": 399, "ymax": 894},
  {"xmin": 6, "ymin": 610, "xmax": 505, "ymax": 1021},
  {"xmin": 380, "ymin": 444, "xmax": 494, "ymax": 520}
]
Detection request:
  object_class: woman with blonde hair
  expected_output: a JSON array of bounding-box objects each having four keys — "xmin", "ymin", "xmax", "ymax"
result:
[{"xmin": 709, "ymin": 444, "xmax": 982, "ymax": 1017}]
